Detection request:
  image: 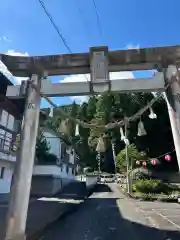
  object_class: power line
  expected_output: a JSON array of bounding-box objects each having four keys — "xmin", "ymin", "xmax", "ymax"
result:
[
  {"xmin": 38, "ymin": 0, "xmax": 72, "ymax": 53},
  {"xmin": 74, "ymin": 0, "xmax": 91, "ymax": 40},
  {"xmin": 38, "ymin": 0, "xmax": 89, "ymax": 83},
  {"xmin": 36, "ymin": 2, "xmax": 176, "ymax": 131},
  {"xmin": 92, "ymin": 0, "xmax": 103, "ymax": 37}
]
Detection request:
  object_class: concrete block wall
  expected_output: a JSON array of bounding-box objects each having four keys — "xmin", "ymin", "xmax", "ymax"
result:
[
  {"xmin": 31, "ymin": 175, "xmax": 77, "ymax": 197},
  {"xmin": 85, "ymin": 175, "xmax": 98, "ymax": 189}
]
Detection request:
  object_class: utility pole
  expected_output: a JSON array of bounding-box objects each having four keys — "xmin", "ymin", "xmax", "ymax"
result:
[
  {"xmin": 125, "ymin": 121, "xmax": 131, "ymax": 194},
  {"xmin": 96, "ymin": 152, "xmax": 101, "ymax": 177},
  {"xmin": 111, "ymin": 140, "xmax": 116, "ymax": 174},
  {"xmin": 5, "ymin": 74, "xmax": 41, "ymax": 240},
  {"xmin": 96, "ymin": 136, "xmax": 106, "ymax": 176}
]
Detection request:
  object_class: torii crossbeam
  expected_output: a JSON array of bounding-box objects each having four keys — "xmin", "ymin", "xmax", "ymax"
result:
[{"xmin": 2, "ymin": 45, "xmax": 180, "ymax": 98}]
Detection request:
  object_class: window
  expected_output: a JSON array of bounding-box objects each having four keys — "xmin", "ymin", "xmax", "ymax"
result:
[
  {"xmin": 1, "ymin": 110, "xmax": 8, "ymax": 127},
  {"xmin": 0, "ymin": 167, "xmax": 5, "ymax": 179},
  {"xmin": 0, "ymin": 129, "xmax": 5, "ymax": 150},
  {"xmin": 7, "ymin": 114, "xmax": 14, "ymax": 131},
  {"xmin": 60, "ymin": 145, "xmax": 66, "ymax": 160},
  {"xmin": 4, "ymin": 132, "xmax": 12, "ymax": 151},
  {"xmin": 0, "ymin": 111, "xmax": 15, "ymax": 131},
  {"xmin": 66, "ymin": 165, "xmax": 69, "ymax": 174},
  {"xmin": 0, "ymin": 138, "xmax": 4, "ymax": 150}
]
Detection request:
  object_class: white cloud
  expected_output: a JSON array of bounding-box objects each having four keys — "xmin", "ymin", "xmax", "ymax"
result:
[
  {"xmin": 126, "ymin": 43, "xmax": 140, "ymax": 50},
  {"xmin": 60, "ymin": 71, "xmax": 134, "ymax": 104},
  {"xmin": 2, "ymin": 36, "xmax": 12, "ymax": 42},
  {"xmin": 0, "ymin": 50, "xmax": 29, "ymax": 84},
  {"xmin": 6, "ymin": 49, "xmax": 29, "ymax": 57}
]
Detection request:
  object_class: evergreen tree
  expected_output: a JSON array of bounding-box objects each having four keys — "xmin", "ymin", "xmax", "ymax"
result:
[
  {"xmin": 36, "ymin": 130, "xmax": 50, "ymax": 161},
  {"xmin": 78, "ymin": 102, "xmax": 89, "ymax": 138},
  {"xmin": 42, "ymin": 92, "xmax": 177, "ymax": 172},
  {"xmin": 87, "ymin": 96, "xmax": 97, "ymax": 121},
  {"xmin": 69, "ymin": 101, "xmax": 78, "ymax": 138}
]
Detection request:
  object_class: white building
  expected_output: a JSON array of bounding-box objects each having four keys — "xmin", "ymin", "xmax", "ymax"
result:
[
  {"xmin": 0, "ymin": 73, "xmax": 77, "ymax": 198},
  {"xmin": 32, "ymin": 127, "xmax": 77, "ymax": 196},
  {"xmin": 0, "ymin": 75, "xmax": 23, "ymax": 198},
  {"xmin": 0, "ymin": 126, "xmax": 77, "ymax": 197}
]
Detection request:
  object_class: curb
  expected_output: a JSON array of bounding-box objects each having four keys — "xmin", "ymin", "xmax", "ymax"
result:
[{"xmin": 27, "ymin": 186, "xmax": 96, "ymax": 240}]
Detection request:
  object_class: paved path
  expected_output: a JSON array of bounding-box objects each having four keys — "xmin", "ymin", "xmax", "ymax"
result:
[
  {"xmin": 134, "ymin": 200, "xmax": 180, "ymax": 238},
  {"xmin": 39, "ymin": 183, "xmax": 180, "ymax": 240}
]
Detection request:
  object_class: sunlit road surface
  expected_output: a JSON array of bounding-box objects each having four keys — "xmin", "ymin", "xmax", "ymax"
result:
[{"xmin": 40, "ymin": 183, "xmax": 180, "ymax": 240}]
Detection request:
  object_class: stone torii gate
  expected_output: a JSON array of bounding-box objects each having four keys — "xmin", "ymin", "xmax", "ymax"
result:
[{"xmin": 1, "ymin": 45, "xmax": 180, "ymax": 239}]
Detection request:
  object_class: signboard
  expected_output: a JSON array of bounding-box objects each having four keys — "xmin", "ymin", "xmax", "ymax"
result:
[{"xmin": 90, "ymin": 47, "xmax": 109, "ymax": 84}]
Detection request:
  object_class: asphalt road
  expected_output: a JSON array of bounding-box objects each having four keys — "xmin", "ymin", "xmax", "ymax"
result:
[{"xmin": 40, "ymin": 183, "xmax": 180, "ymax": 240}]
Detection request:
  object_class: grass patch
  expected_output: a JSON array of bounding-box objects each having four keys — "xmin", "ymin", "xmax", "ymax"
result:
[{"xmin": 120, "ymin": 179, "xmax": 180, "ymax": 201}]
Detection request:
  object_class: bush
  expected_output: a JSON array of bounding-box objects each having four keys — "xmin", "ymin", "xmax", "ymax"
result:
[{"xmin": 134, "ymin": 179, "xmax": 170, "ymax": 194}]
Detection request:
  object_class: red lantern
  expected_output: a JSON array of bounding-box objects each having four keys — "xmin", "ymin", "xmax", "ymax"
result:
[
  {"xmin": 151, "ymin": 159, "xmax": 157, "ymax": 165},
  {"xmin": 142, "ymin": 161, "xmax": 147, "ymax": 167},
  {"xmin": 165, "ymin": 154, "xmax": 171, "ymax": 161}
]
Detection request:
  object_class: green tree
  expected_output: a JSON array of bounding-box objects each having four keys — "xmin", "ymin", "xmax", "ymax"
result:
[
  {"xmin": 87, "ymin": 96, "xmax": 97, "ymax": 121},
  {"xmin": 69, "ymin": 101, "xmax": 78, "ymax": 138},
  {"xmin": 36, "ymin": 130, "xmax": 50, "ymax": 162},
  {"xmin": 78, "ymin": 102, "xmax": 89, "ymax": 138},
  {"xmin": 42, "ymin": 91, "xmax": 177, "ymax": 172},
  {"xmin": 116, "ymin": 144, "xmax": 147, "ymax": 173},
  {"xmin": 95, "ymin": 93, "xmax": 113, "ymax": 124}
]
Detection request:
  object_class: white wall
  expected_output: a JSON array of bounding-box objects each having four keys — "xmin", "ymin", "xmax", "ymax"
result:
[
  {"xmin": 43, "ymin": 131, "xmax": 61, "ymax": 159},
  {"xmin": 0, "ymin": 163, "xmax": 75, "ymax": 195},
  {"xmin": 0, "ymin": 167, "xmax": 13, "ymax": 193},
  {"xmin": 33, "ymin": 164, "xmax": 75, "ymax": 180}
]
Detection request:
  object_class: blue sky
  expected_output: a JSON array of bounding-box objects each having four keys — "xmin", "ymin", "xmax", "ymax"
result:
[{"xmin": 1, "ymin": 0, "xmax": 180, "ymax": 107}]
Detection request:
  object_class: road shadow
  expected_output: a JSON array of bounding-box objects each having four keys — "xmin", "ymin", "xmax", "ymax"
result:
[
  {"xmin": 55, "ymin": 181, "xmax": 89, "ymax": 200},
  {"xmin": 26, "ymin": 198, "xmax": 82, "ymax": 240},
  {"xmin": 0, "ymin": 197, "xmax": 83, "ymax": 240},
  {"xmin": 0, "ymin": 182, "xmax": 90, "ymax": 239},
  {"xmin": 39, "ymin": 185, "xmax": 180, "ymax": 240},
  {"xmin": 32, "ymin": 182, "xmax": 89, "ymax": 200},
  {"xmin": 93, "ymin": 183, "xmax": 113, "ymax": 193}
]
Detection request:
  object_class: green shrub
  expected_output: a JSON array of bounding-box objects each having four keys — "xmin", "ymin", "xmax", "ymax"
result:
[
  {"xmin": 134, "ymin": 180, "xmax": 170, "ymax": 194},
  {"xmin": 132, "ymin": 184, "xmax": 136, "ymax": 192}
]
